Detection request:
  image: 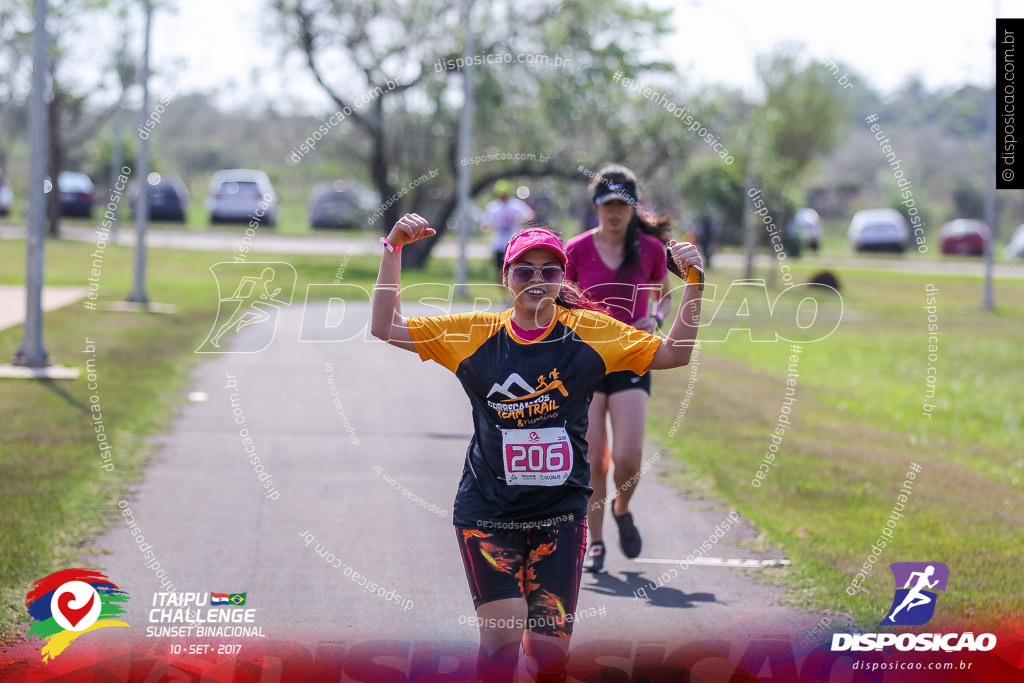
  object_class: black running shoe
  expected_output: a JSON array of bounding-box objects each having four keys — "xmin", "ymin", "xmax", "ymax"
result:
[
  {"xmin": 614, "ymin": 510, "xmax": 642, "ymax": 558},
  {"xmin": 584, "ymin": 541, "xmax": 607, "ymax": 574}
]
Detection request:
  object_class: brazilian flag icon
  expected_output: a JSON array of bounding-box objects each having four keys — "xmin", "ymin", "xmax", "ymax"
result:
[{"xmin": 228, "ymin": 593, "xmax": 246, "ymax": 606}]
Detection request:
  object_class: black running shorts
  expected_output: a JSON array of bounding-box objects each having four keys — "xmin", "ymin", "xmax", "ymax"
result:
[
  {"xmin": 593, "ymin": 369, "xmax": 651, "ymax": 396},
  {"xmin": 455, "ymin": 518, "xmax": 587, "ymax": 637}
]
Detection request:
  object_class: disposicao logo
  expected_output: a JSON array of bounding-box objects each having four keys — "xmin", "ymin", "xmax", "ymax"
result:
[
  {"xmin": 831, "ymin": 561, "xmax": 997, "ymax": 653},
  {"xmin": 882, "ymin": 561, "xmax": 948, "ymax": 626},
  {"xmin": 25, "ymin": 569, "xmax": 130, "ymax": 662}
]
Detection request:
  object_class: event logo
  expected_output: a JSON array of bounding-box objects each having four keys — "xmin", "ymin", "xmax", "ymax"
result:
[
  {"xmin": 487, "ymin": 369, "xmax": 568, "ymax": 403},
  {"xmin": 197, "ymin": 263, "xmax": 296, "ymax": 353},
  {"xmin": 882, "ymin": 562, "xmax": 948, "ymax": 626},
  {"xmin": 25, "ymin": 569, "xmax": 129, "ymax": 662}
]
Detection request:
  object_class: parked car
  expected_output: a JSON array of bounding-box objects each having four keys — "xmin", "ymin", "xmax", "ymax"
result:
[
  {"xmin": 206, "ymin": 169, "xmax": 277, "ymax": 226},
  {"xmin": 308, "ymin": 181, "xmax": 377, "ymax": 228},
  {"xmin": 130, "ymin": 172, "xmax": 189, "ymax": 222},
  {"xmin": 0, "ymin": 168, "xmax": 12, "ymax": 216},
  {"xmin": 1004, "ymin": 223, "xmax": 1024, "ymax": 259},
  {"xmin": 791, "ymin": 208, "xmax": 823, "ymax": 251},
  {"xmin": 44, "ymin": 171, "xmax": 95, "ymax": 218},
  {"xmin": 847, "ymin": 208, "xmax": 909, "ymax": 253},
  {"xmin": 939, "ymin": 219, "xmax": 989, "ymax": 256}
]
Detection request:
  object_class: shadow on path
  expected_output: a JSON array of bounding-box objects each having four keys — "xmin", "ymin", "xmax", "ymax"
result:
[{"xmin": 584, "ymin": 570, "xmax": 718, "ymax": 609}]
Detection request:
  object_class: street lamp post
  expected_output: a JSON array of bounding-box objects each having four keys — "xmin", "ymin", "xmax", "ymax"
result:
[
  {"xmin": 13, "ymin": 0, "xmax": 50, "ymax": 368},
  {"xmin": 128, "ymin": 0, "xmax": 153, "ymax": 306},
  {"xmin": 454, "ymin": 0, "xmax": 476, "ymax": 299},
  {"xmin": 983, "ymin": 0, "xmax": 999, "ymax": 312}
]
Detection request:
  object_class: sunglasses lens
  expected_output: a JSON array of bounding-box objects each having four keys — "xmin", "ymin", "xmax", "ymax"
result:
[
  {"xmin": 511, "ymin": 266, "xmax": 534, "ymax": 285},
  {"xmin": 542, "ymin": 266, "xmax": 564, "ymax": 283}
]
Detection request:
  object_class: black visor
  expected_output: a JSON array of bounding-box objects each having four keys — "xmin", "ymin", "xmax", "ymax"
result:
[{"xmin": 593, "ymin": 180, "xmax": 638, "ymax": 206}]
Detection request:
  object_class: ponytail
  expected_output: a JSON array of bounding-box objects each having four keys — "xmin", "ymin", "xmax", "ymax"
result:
[{"xmin": 557, "ymin": 280, "xmax": 609, "ymax": 314}]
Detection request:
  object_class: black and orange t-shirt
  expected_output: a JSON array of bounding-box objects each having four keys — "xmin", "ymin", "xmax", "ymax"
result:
[{"xmin": 407, "ymin": 305, "xmax": 662, "ymax": 528}]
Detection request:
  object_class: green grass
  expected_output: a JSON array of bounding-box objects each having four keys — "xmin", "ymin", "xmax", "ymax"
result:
[{"xmin": 648, "ymin": 264, "xmax": 1024, "ymax": 628}]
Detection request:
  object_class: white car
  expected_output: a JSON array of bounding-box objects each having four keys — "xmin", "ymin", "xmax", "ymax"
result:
[
  {"xmin": 206, "ymin": 169, "xmax": 277, "ymax": 227},
  {"xmin": 1005, "ymin": 223, "xmax": 1024, "ymax": 259},
  {"xmin": 848, "ymin": 209, "xmax": 909, "ymax": 253}
]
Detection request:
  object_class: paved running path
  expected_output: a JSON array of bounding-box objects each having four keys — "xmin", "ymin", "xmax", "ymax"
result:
[{"xmin": 66, "ymin": 298, "xmax": 828, "ymax": 666}]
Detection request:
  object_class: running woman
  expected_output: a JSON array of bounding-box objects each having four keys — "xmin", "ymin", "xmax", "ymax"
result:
[
  {"xmin": 565, "ymin": 163, "xmax": 672, "ymax": 574},
  {"xmin": 372, "ymin": 215, "xmax": 702, "ymax": 682}
]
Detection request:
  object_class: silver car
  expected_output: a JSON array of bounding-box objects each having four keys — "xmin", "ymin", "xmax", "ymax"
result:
[
  {"xmin": 848, "ymin": 209, "xmax": 909, "ymax": 253},
  {"xmin": 206, "ymin": 169, "xmax": 277, "ymax": 227}
]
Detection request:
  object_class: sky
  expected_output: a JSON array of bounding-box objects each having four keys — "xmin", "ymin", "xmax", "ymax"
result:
[{"xmin": 137, "ymin": 0, "xmax": 1016, "ymax": 111}]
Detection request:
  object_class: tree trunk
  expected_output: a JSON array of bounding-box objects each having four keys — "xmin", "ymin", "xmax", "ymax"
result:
[
  {"xmin": 400, "ymin": 194, "xmax": 457, "ymax": 269},
  {"xmin": 369, "ymin": 97, "xmax": 403, "ymax": 246}
]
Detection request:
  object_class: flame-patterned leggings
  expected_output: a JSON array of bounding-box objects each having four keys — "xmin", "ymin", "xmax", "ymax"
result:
[{"xmin": 455, "ymin": 518, "xmax": 588, "ymax": 638}]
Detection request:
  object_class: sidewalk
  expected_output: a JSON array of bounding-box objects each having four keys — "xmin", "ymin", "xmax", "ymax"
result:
[{"xmin": 0, "ymin": 285, "xmax": 88, "ymax": 332}]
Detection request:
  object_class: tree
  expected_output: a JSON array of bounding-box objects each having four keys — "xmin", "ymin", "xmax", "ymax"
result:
[
  {"xmin": 270, "ymin": 0, "xmax": 685, "ymax": 267},
  {"xmin": 46, "ymin": 1, "xmax": 138, "ymax": 236},
  {"xmin": 952, "ymin": 180, "xmax": 984, "ymax": 220},
  {"xmin": 676, "ymin": 48, "xmax": 850, "ymax": 259},
  {"xmin": 0, "ymin": 0, "xmax": 134, "ymax": 235},
  {"xmin": 0, "ymin": 4, "xmax": 33, "ymax": 169},
  {"xmin": 749, "ymin": 44, "xmax": 852, "ymax": 238},
  {"xmin": 681, "ymin": 155, "xmax": 744, "ymax": 244}
]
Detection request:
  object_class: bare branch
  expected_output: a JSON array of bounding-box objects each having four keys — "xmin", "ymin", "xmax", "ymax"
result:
[{"xmin": 293, "ymin": 1, "xmax": 377, "ymax": 136}]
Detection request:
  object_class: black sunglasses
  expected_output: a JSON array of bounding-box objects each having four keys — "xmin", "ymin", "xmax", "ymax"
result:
[{"xmin": 509, "ymin": 265, "xmax": 564, "ymax": 286}]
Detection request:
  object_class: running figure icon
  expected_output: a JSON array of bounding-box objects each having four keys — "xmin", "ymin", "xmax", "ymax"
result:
[
  {"xmin": 210, "ymin": 267, "xmax": 288, "ymax": 348},
  {"xmin": 886, "ymin": 565, "xmax": 939, "ymax": 622}
]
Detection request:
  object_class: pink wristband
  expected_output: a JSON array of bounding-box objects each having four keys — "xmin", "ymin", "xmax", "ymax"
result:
[{"xmin": 380, "ymin": 236, "xmax": 402, "ymax": 253}]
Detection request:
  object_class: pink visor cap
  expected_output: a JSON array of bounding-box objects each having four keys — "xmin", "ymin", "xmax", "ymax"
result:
[{"xmin": 502, "ymin": 229, "xmax": 568, "ymax": 270}]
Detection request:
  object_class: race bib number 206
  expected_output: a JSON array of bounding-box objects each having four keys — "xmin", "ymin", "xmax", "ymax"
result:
[{"xmin": 500, "ymin": 427, "xmax": 573, "ymax": 486}]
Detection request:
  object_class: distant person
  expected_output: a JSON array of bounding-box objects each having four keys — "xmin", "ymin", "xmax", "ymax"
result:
[
  {"xmin": 564, "ymin": 163, "xmax": 673, "ymax": 574},
  {"xmin": 698, "ymin": 213, "xmax": 715, "ymax": 269},
  {"xmin": 483, "ymin": 180, "xmax": 535, "ymax": 282},
  {"xmin": 793, "ymin": 208, "xmax": 822, "ymax": 253}
]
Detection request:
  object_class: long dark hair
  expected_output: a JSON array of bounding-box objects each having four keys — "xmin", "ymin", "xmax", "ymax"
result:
[
  {"xmin": 504, "ymin": 226, "xmax": 608, "ymax": 313},
  {"xmin": 590, "ymin": 164, "xmax": 671, "ymax": 281}
]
